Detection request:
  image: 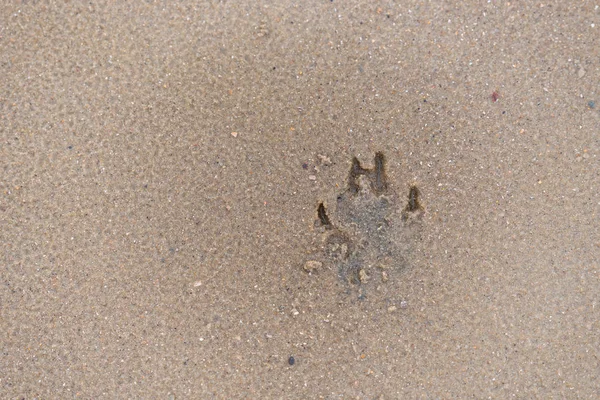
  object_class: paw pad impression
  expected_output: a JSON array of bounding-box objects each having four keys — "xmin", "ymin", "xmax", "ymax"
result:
[{"xmin": 313, "ymin": 152, "xmax": 423, "ymax": 286}]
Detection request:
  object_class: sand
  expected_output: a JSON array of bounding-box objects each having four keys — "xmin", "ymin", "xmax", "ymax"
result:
[{"xmin": 1, "ymin": 1, "xmax": 599, "ymax": 398}]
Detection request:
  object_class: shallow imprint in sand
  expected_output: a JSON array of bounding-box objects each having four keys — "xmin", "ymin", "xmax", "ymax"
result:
[{"xmin": 312, "ymin": 152, "xmax": 423, "ymax": 287}]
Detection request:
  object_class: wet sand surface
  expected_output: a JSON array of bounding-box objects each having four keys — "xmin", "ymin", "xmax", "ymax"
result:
[{"xmin": 1, "ymin": 2, "xmax": 599, "ymax": 398}]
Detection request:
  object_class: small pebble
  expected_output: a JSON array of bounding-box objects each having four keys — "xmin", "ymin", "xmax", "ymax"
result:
[
  {"xmin": 308, "ymin": 175, "xmax": 317, "ymax": 180},
  {"xmin": 317, "ymin": 154, "xmax": 332, "ymax": 165},
  {"xmin": 288, "ymin": 356, "xmax": 295, "ymax": 365},
  {"xmin": 381, "ymin": 271, "xmax": 389, "ymax": 282},
  {"xmin": 388, "ymin": 305, "xmax": 397, "ymax": 312},
  {"xmin": 303, "ymin": 260, "xmax": 322, "ymax": 272},
  {"xmin": 359, "ymin": 268, "xmax": 369, "ymax": 283},
  {"xmin": 400, "ymin": 300, "xmax": 408, "ymax": 309},
  {"xmin": 588, "ymin": 100, "xmax": 595, "ymax": 109},
  {"xmin": 231, "ymin": 131, "xmax": 238, "ymax": 137}
]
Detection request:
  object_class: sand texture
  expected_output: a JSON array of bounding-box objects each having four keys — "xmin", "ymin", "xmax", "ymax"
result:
[{"xmin": 1, "ymin": 1, "xmax": 599, "ymax": 398}]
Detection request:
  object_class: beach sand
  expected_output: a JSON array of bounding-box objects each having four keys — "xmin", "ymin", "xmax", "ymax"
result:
[{"xmin": 1, "ymin": 2, "xmax": 599, "ymax": 398}]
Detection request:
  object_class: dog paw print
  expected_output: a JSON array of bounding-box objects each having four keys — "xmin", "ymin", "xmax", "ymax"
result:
[{"xmin": 313, "ymin": 152, "xmax": 423, "ymax": 286}]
